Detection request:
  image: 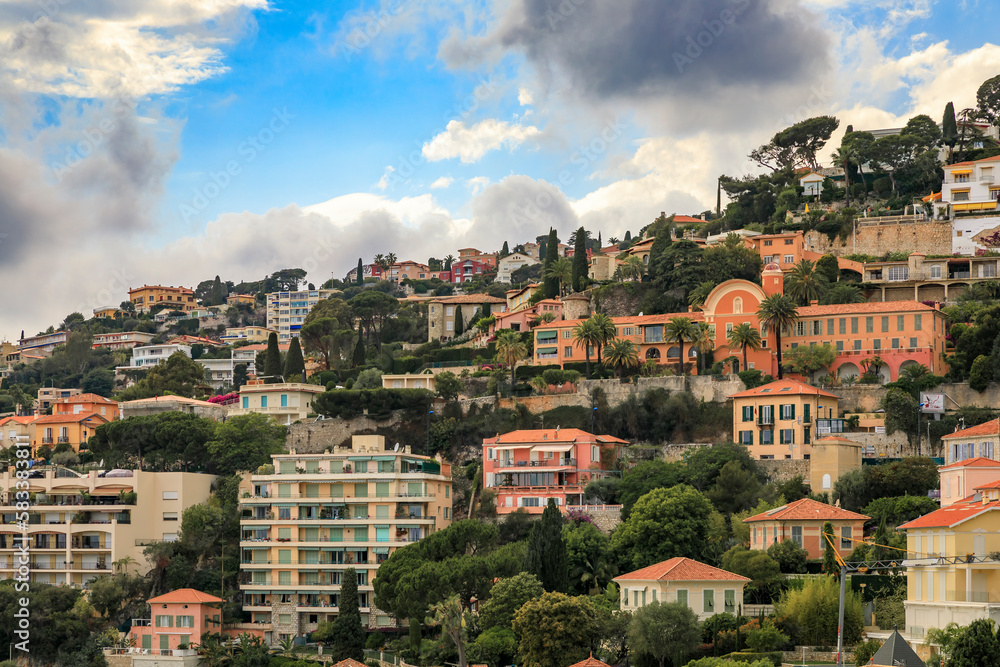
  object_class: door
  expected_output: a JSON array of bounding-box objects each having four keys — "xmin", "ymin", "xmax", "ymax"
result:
[{"xmin": 159, "ymin": 633, "xmax": 170, "ymax": 652}]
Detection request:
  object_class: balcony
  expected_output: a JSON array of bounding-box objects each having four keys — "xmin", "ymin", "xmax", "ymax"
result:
[
  {"xmin": 757, "ymin": 418, "xmax": 774, "ymax": 426},
  {"xmin": 41, "ymin": 437, "xmax": 54, "ymax": 444}
]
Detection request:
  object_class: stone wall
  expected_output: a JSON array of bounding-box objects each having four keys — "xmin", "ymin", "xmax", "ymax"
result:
[
  {"xmin": 581, "ymin": 374, "xmax": 746, "ymax": 405},
  {"xmin": 834, "ymin": 382, "xmax": 1000, "ymax": 412},
  {"xmin": 804, "ymin": 219, "xmax": 952, "ymax": 258},
  {"xmin": 782, "ymin": 648, "xmax": 855, "ymax": 664},
  {"xmin": 578, "ymin": 505, "xmax": 622, "ymax": 532},
  {"xmin": 286, "ymin": 413, "xmax": 407, "ymax": 453},
  {"xmin": 758, "ymin": 458, "xmax": 810, "ymax": 483}
]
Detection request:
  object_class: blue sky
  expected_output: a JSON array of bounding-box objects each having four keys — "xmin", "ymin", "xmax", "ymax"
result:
[{"xmin": 2, "ymin": 0, "xmax": 1000, "ymax": 338}]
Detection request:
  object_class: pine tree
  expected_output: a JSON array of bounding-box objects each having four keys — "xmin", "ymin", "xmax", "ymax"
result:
[
  {"xmin": 501, "ymin": 241, "xmax": 509, "ymax": 257},
  {"xmin": 527, "ymin": 499, "xmax": 568, "ymax": 592},
  {"xmin": 454, "ymin": 305, "xmax": 464, "ymax": 336},
  {"xmin": 543, "ymin": 228, "xmax": 560, "ymax": 299},
  {"xmin": 356, "ymin": 258, "xmax": 364, "ymax": 285},
  {"xmin": 571, "ymin": 226, "xmax": 589, "ymax": 292},
  {"xmin": 329, "ymin": 567, "xmax": 366, "ymax": 660},
  {"xmin": 352, "ymin": 335, "xmax": 366, "ymax": 368},
  {"xmin": 597, "ymin": 231, "xmax": 602, "ymax": 247},
  {"xmin": 284, "ymin": 337, "xmax": 305, "ymax": 381},
  {"xmin": 263, "ymin": 332, "xmax": 282, "ymax": 381}
]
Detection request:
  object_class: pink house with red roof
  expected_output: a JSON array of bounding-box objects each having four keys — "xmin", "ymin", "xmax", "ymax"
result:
[
  {"xmin": 613, "ymin": 557, "xmax": 749, "ymax": 620},
  {"xmin": 743, "ymin": 498, "xmax": 869, "ymax": 560},
  {"xmin": 130, "ymin": 588, "xmax": 224, "ymax": 654},
  {"xmin": 482, "ymin": 428, "xmax": 626, "ymax": 514}
]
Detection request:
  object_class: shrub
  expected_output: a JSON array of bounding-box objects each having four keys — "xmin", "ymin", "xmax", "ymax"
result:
[
  {"xmin": 366, "ymin": 630, "xmax": 387, "ymax": 650},
  {"xmin": 313, "ymin": 389, "xmax": 434, "ymax": 420},
  {"xmin": 745, "ymin": 621, "xmax": 789, "ymax": 652},
  {"xmin": 970, "ymin": 354, "xmax": 991, "ymax": 392},
  {"xmin": 355, "ymin": 368, "xmax": 384, "ymax": 390},
  {"xmin": 721, "ymin": 651, "xmax": 783, "ymax": 667}
]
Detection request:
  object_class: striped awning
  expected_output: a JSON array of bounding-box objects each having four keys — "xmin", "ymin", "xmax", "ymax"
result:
[
  {"xmin": 954, "ymin": 202, "xmax": 997, "ymax": 211},
  {"xmin": 951, "ymin": 169, "xmax": 973, "ymax": 175}
]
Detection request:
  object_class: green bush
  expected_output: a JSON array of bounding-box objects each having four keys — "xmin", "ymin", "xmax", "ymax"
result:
[
  {"xmin": 393, "ymin": 356, "xmax": 423, "ymax": 374},
  {"xmin": 515, "ymin": 365, "xmax": 561, "ymax": 381},
  {"xmin": 366, "ymin": 630, "xmax": 387, "ymax": 650},
  {"xmin": 313, "ymin": 389, "xmax": 434, "ymax": 420},
  {"xmin": 970, "ymin": 354, "xmax": 991, "ymax": 392},
  {"xmin": 721, "ymin": 651, "xmax": 783, "ymax": 667}
]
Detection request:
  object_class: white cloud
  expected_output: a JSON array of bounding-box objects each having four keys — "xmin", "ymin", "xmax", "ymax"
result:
[
  {"xmin": 466, "ymin": 176, "xmax": 490, "ymax": 195},
  {"xmin": 430, "ymin": 176, "xmax": 454, "ymax": 189},
  {"xmin": 518, "ymin": 87, "xmax": 533, "ymax": 106},
  {"xmin": 422, "ymin": 119, "xmax": 541, "ymax": 164},
  {"xmin": 376, "ymin": 165, "xmax": 396, "ymax": 190}
]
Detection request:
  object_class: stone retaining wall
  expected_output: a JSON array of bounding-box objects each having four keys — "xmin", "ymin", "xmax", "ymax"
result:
[
  {"xmin": 286, "ymin": 413, "xmax": 406, "ymax": 453},
  {"xmin": 758, "ymin": 458, "xmax": 810, "ymax": 483}
]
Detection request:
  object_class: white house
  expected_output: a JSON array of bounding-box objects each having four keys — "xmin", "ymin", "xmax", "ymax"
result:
[
  {"xmin": 613, "ymin": 557, "xmax": 749, "ymax": 621},
  {"xmin": 496, "ymin": 252, "xmax": 540, "ymax": 284},
  {"xmin": 799, "ymin": 172, "xmax": 826, "ymax": 197},
  {"xmin": 942, "ymin": 155, "xmax": 1000, "ymax": 216}
]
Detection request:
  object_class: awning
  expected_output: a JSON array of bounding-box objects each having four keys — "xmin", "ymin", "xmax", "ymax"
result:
[
  {"xmin": 348, "ymin": 456, "xmax": 372, "ymax": 461},
  {"xmin": 373, "ymin": 547, "xmax": 389, "ymax": 554},
  {"xmin": 951, "ymin": 169, "xmax": 973, "ymax": 175},
  {"xmin": 536, "ymin": 347, "xmax": 557, "ymax": 354},
  {"xmin": 493, "ymin": 444, "xmax": 533, "ymax": 451},
  {"xmin": 243, "ymin": 546, "xmax": 270, "ymax": 550},
  {"xmin": 374, "ymin": 525, "xmax": 390, "ymax": 529},
  {"xmin": 532, "ymin": 444, "xmax": 574, "ymax": 453},
  {"xmin": 954, "ymin": 202, "xmax": 997, "ymax": 211},
  {"xmin": 536, "ymin": 333, "xmax": 557, "ymax": 341},
  {"xmin": 321, "ymin": 547, "xmax": 344, "ymax": 552},
  {"xmin": 90, "ymin": 486, "xmax": 132, "ymax": 495},
  {"xmin": 372, "ymin": 456, "xmax": 396, "ymax": 461},
  {"xmin": 275, "ymin": 504, "xmax": 295, "ymax": 508}
]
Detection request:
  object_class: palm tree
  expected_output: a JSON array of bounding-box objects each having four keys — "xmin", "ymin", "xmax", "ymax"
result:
[
  {"xmin": 571, "ymin": 319, "xmax": 602, "ymax": 379},
  {"xmin": 821, "ymin": 283, "xmax": 865, "ymax": 305},
  {"xmin": 620, "ymin": 255, "xmax": 645, "ymax": 281},
  {"xmin": 604, "ymin": 339, "xmax": 639, "ymax": 378},
  {"xmin": 688, "ymin": 281, "xmax": 717, "ymax": 308},
  {"xmin": 444, "ymin": 254, "xmax": 456, "ymax": 271},
  {"xmin": 386, "ymin": 252, "xmax": 398, "ymax": 268},
  {"xmin": 785, "ymin": 259, "xmax": 828, "ymax": 305},
  {"xmin": 495, "ymin": 330, "xmax": 527, "ymax": 396},
  {"xmin": 533, "ymin": 311, "xmax": 556, "ymax": 326},
  {"xmin": 590, "ymin": 313, "xmax": 617, "ymax": 367},
  {"xmin": 664, "ymin": 317, "xmax": 699, "ymax": 375},
  {"xmin": 728, "ymin": 323, "xmax": 762, "ymax": 373},
  {"xmin": 530, "ymin": 376, "xmax": 548, "ymax": 395},
  {"xmin": 113, "ymin": 555, "xmax": 137, "ymax": 574},
  {"xmin": 373, "ymin": 253, "xmax": 386, "ymax": 272},
  {"xmin": 546, "ymin": 257, "xmax": 573, "ymax": 296},
  {"xmin": 756, "ymin": 294, "xmax": 798, "ymax": 380},
  {"xmin": 573, "ymin": 553, "xmax": 619, "ymax": 595},
  {"xmin": 692, "ymin": 322, "xmax": 715, "ymax": 373}
]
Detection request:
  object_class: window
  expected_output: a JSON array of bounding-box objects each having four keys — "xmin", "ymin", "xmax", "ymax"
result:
[
  {"xmin": 564, "ymin": 346, "xmax": 573, "ymax": 357},
  {"xmin": 763, "ymin": 255, "xmax": 773, "ymax": 263},
  {"xmin": 892, "ymin": 338, "xmax": 899, "ymax": 349},
  {"xmin": 822, "ymin": 473, "xmax": 832, "ymax": 490},
  {"xmin": 910, "ymin": 337, "xmax": 917, "ymax": 348},
  {"xmin": 784, "ymin": 239, "xmax": 794, "ymax": 245},
  {"xmin": 826, "ymin": 318, "xmax": 834, "ymax": 335},
  {"xmin": 761, "ymin": 429, "xmax": 773, "ymax": 445},
  {"xmin": 763, "ymin": 240, "xmax": 773, "ymax": 247},
  {"xmin": 644, "ymin": 325, "xmax": 664, "ymax": 343},
  {"xmin": 725, "ymin": 589, "xmax": 735, "ymax": 613},
  {"xmin": 881, "ymin": 316, "xmax": 889, "ymax": 333},
  {"xmin": 839, "ymin": 318, "xmax": 846, "ymax": 334},
  {"xmin": 854, "ymin": 340, "xmax": 861, "ymax": 351},
  {"xmin": 791, "ymin": 526, "xmax": 803, "ymax": 547},
  {"xmin": 703, "ymin": 589, "xmax": 715, "ymax": 613},
  {"xmin": 873, "ymin": 339, "xmax": 881, "ymax": 350},
  {"xmin": 836, "ymin": 341, "xmax": 844, "ymax": 352},
  {"xmin": 758, "ymin": 405, "xmax": 773, "ymax": 424},
  {"xmin": 562, "ymin": 330, "xmax": 571, "ymax": 339},
  {"xmin": 930, "ymin": 265, "xmax": 942, "ymax": 279},
  {"xmin": 849, "ymin": 318, "xmax": 857, "ymax": 334},
  {"xmin": 487, "ymin": 448, "xmax": 494, "ymax": 460},
  {"xmin": 162, "ymin": 491, "xmax": 178, "ymax": 500},
  {"xmin": 779, "ymin": 429, "xmax": 795, "ymax": 445},
  {"xmin": 953, "ymin": 189, "xmax": 971, "ymax": 201},
  {"xmin": 742, "ymin": 406, "xmax": 753, "ymax": 422},
  {"xmin": 984, "ymin": 264, "xmax": 997, "ymax": 278},
  {"xmin": 914, "ymin": 314, "xmax": 922, "ymax": 330},
  {"xmin": 985, "ymin": 442, "xmax": 995, "ymax": 459},
  {"xmin": 841, "ymin": 527, "xmax": 853, "ymax": 550},
  {"xmin": 795, "ymin": 322, "xmax": 805, "ymax": 336},
  {"xmin": 261, "ymin": 395, "xmax": 268, "ymax": 408},
  {"xmin": 865, "ymin": 317, "xmax": 873, "ymax": 333},
  {"xmin": 784, "ymin": 255, "xmax": 794, "ymax": 264},
  {"xmin": 780, "ymin": 404, "xmax": 795, "ymax": 420},
  {"xmin": 677, "ymin": 589, "xmax": 688, "ymax": 606},
  {"xmin": 163, "ymin": 512, "xmax": 178, "ymax": 521},
  {"xmin": 887, "ymin": 266, "xmax": 909, "ymax": 282},
  {"xmin": 155, "ymin": 615, "xmax": 173, "ymax": 628},
  {"xmin": 739, "ymin": 431, "xmax": 753, "ymax": 445},
  {"xmin": 896, "ymin": 315, "xmax": 904, "ymax": 332},
  {"xmin": 446, "ymin": 307, "xmax": 454, "ymax": 316}
]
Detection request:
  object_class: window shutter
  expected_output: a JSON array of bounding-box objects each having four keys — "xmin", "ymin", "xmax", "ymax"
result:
[{"xmin": 791, "ymin": 404, "xmax": 796, "ymax": 420}]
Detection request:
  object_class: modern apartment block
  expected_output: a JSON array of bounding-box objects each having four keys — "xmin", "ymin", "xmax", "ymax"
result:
[
  {"xmin": 238, "ymin": 435, "xmax": 453, "ymax": 643},
  {"xmin": 265, "ymin": 289, "xmax": 339, "ymax": 342},
  {"xmin": 229, "ymin": 380, "xmax": 325, "ymax": 423},
  {"xmin": 0, "ymin": 467, "xmax": 216, "ymax": 587},
  {"xmin": 18, "ymin": 331, "xmax": 69, "ymax": 356},
  {"xmin": 91, "ymin": 331, "xmax": 156, "ymax": 351}
]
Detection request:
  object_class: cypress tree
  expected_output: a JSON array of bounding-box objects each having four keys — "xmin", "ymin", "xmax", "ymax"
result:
[
  {"xmin": 543, "ymin": 228, "xmax": 560, "ymax": 299},
  {"xmin": 356, "ymin": 258, "xmax": 364, "ymax": 285},
  {"xmin": 454, "ymin": 305, "xmax": 464, "ymax": 336},
  {"xmin": 597, "ymin": 231, "xmax": 602, "ymax": 247},
  {"xmin": 210, "ymin": 275, "xmax": 223, "ymax": 305},
  {"xmin": 624, "ymin": 230, "xmax": 632, "ymax": 242},
  {"xmin": 501, "ymin": 241, "xmax": 509, "ymax": 257},
  {"xmin": 648, "ymin": 215, "xmax": 674, "ymax": 283},
  {"xmin": 330, "ymin": 567, "xmax": 366, "ymax": 660},
  {"xmin": 352, "ymin": 335, "xmax": 366, "ymax": 367},
  {"xmin": 263, "ymin": 332, "xmax": 282, "ymax": 381},
  {"xmin": 527, "ymin": 499, "xmax": 568, "ymax": 592},
  {"xmin": 943, "ymin": 102, "xmax": 958, "ymax": 147},
  {"xmin": 284, "ymin": 337, "xmax": 305, "ymax": 381},
  {"xmin": 571, "ymin": 226, "xmax": 588, "ymax": 292},
  {"xmin": 821, "ymin": 521, "xmax": 839, "ymax": 579},
  {"xmin": 408, "ymin": 618, "xmax": 421, "ymax": 656}
]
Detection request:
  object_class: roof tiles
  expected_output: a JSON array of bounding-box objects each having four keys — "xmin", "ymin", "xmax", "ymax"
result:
[
  {"xmin": 940, "ymin": 419, "xmax": 1000, "ymax": 441},
  {"xmin": 743, "ymin": 498, "xmax": 869, "ymax": 523},
  {"xmin": 614, "ymin": 557, "xmax": 750, "ymax": 583},
  {"xmin": 730, "ymin": 379, "xmax": 839, "ymax": 400}
]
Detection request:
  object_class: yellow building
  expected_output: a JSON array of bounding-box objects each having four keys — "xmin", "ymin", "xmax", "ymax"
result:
[
  {"xmin": 221, "ymin": 326, "xmax": 280, "ymax": 344},
  {"xmin": 809, "ymin": 435, "xmax": 862, "ymax": 494},
  {"xmin": 92, "ymin": 306, "xmax": 122, "ymax": 319},
  {"xmin": 37, "ymin": 387, "xmax": 82, "ymax": 412},
  {"xmin": 0, "ymin": 467, "xmax": 216, "ymax": 587},
  {"xmin": 614, "ymin": 557, "xmax": 749, "ymax": 621},
  {"xmin": 506, "ymin": 283, "xmax": 542, "ymax": 314},
  {"xmin": 227, "ymin": 294, "xmax": 257, "ymax": 306},
  {"xmin": 238, "ymin": 435, "xmax": 453, "ymax": 642},
  {"xmin": 900, "ymin": 492, "xmax": 1000, "ymax": 639},
  {"xmin": 230, "ymin": 380, "xmax": 326, "ymax": 423},
  {"xmin": 381, "ymin": 374, "xmax": 436, "ymax": 391},
  {"xmin": 731, "ymin": 379, "xmax": 840, "ymax": 460},
  {"xmin": 128, "ymin": 285, "xmax": 197, "ymax": 314}
]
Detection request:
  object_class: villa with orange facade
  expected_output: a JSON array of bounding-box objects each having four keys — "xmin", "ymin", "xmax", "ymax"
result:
[{"xmin": 532, "ymin": 263, "xmax": 949, "ymax": 382}]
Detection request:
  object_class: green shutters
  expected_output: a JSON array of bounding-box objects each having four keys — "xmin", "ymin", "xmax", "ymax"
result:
[
  {"xmin": 677, "ymin": 589, "xmax": 688, "ymax": 606},
  {"xmin": 354, "ymin": 527, "xmax": 368, "ymax": 543},
  {"xmin": 278, "ymin": 549, "xmax": 291, "ymax": 564},
  {"xmin": 375, "ymin": 482, "xmax": 389, "ymax": 497},
  {"xmin": 803, "ymin": 403, "xmax": 810, "ymax": 424},
  {"xmin": 354, "ymin": 483, "xmax": 368, "ymax": 498},
  {"xmin": 703, "ymin": 589, "xmax": 715, "ymax": 613},
  {"xmin": 279, "ymin": 461, "xmax": 295, "ymax": 474},
  {"xmin": 742, "ymin": 406, "xmax": 753, "ymax": 422}
]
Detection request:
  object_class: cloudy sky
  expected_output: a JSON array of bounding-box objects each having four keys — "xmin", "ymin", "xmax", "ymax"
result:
[{"xmin": 2, "ymin": 0, "xmax": 1000, "ymax": 340}]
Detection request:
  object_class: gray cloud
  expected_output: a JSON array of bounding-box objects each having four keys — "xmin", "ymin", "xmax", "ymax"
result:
[{"xmin": 466, "ymin": 175, "xmax": 579, "ymax": 245}]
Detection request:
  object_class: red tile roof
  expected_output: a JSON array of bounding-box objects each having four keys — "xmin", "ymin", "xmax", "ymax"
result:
[
  {"xmin": 0, "ymin": 416, "xmax": 38, "ymax": 426},
  {"xmin": 813, "ymin": 435, "xmax": 861, "ymax": 445},
  {"xmin": 938, "ymin": 456, "xmax": 1000, "ymax": 470},
  {"xmin": 54, "ymin": 393, "xmax": 116, "ymax": 405},
  {"xmin": 534, "ymin": 312, "xmax": 704, "ymax": 330},
  {"xmin": 432, "ymin": 295, "xmax": 506, "ymax": 304},
  {"xmin": 31, "ymin": 412, "xmax": 109, "ymax": 425},
  {"xmin": 148, "ymin": 588, "xmax": 224, "ymax": 604},
  {"xmin": 672, "ymin": 215, "xmax": 706, "ymax": 224},
  {"xmin": 797, "ymin": 301, "xmax": 937, "ymax": 316},
  {"xmin": 730, "ymin": 379, "xmax": 839, "ymax": 400},
  {"xmin": 566, "ymin": 657, "xmax": 612, "ymax": 667},
  {"xmin": 899, "ymin": 498, "xmax": 1000, "ymax": 529},
  {"xmin": 743, "ymin": 498, "xmax": 869, "ymax": 523},
  {"xmin": 940, "ymin": 420, "xmax": 1000, "ymax": 441},
  {"xmin": 332, "ymin": 660, "xmax": 368, "ymax": 667},
  {"xmin": 614, "ymin": 557, "xmax": 749, "ymax": 583},
  {"xmin": 973, "ymin": 479, "xmax": 1000, "ymax": 490},
  {"xmin": 483, "ymin": 429, "xmax": 627, "ymax": 445},
  {"xmin": 947, "ymin": 154, "xmax": 1000, "ymax": 168}
]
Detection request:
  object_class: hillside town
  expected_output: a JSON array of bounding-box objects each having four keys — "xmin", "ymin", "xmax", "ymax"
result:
[{"xmin": 7, "ymin": 3, "xmax": 1000, "ymax": 667}]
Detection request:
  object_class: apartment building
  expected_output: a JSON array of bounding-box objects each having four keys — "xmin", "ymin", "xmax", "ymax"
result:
[
  {"xmin": 744, "ymin": 230, "xmax": 862, "ymax": 276},
  {"xmin": 128, "ymin": 285, "xmax": 197, "ymax": 314},
  {"xmin": 427, "ymin": 295, "xmax": 506, "ymax": 342},
  {"xmin": 91, "ymin": 331, "xmax": 156, "ymax": 351},
  {"xmin": 614, "ymin": 558, "xmax": 749, "ymax": 621},
  {"xmin": 116, "ymin": 344, "xmax": 192, "ymax": 373},
  {"xmin": 942, "ymin": 154, "xmax": 1000, "ymax": 215},
  {"xmin": 900, "ymin": 492, "xmax": 1000, "ymax": 639},
  {"xmin": 449, "ymin": 258, "xmax": 493, "ymax": 284},
  {"xmin": 0, "ymin": 467, "xmax": 216, "ymax": 587},
  {"xmin": 221, "ymin": 326, "xmax": 279, "ymax": 344},
  {"xmin": 92, "ymin": 306, "xmax": 122, "ymax": 319},
  {"xmin": 490, "ymin": 299, "xmax": 562, "ymax": 336},
  {"xmin": 265, "ymin": 289, "xmax": 339, "ymax": 342},
  {"xmin": 238, "ymin": 435, "xmax": 453, "ymax": 642},
  {"xmin": 37, "ymin": 387, "xmax": 82, "ymax": 412},
  {"xmin": 744, "ymin": 498, "xmax": 869, "ymax": 560},
  {"xmin": 482, "ymin": 428, "xmax": 626, "ymax": 514},
  {"xmin": 229, "ymin": 380, "xmax": 324, "ymax": 423},
  {"xmin": 18, "ymin": 331, "xmax": 69, "ymax": 356},
  {"xmin": 730, "ymin": 379, "xmax": 840, "ymax": 460},
  {"xmin": 862, "ymin": 252, "xmax": 1000, "ymax": 303},
  {"xmin": 506, "ymin": 284, "xmax": 542, "ymax": 313},
  {"xmin": 496, "ymin": 253, "xmax": 539, "ymax": 283},
  {"xmin": 457, "ymin": 247, "xmax": 497, "ymax": 267}
]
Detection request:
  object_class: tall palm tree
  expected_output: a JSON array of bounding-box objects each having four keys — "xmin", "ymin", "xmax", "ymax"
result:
[
  {"xmin": 728, "ymin": 322, "xmax": 762, "ymax": 373},
  {"xmin": 785, "ymin": 259, "xmax": 828, "ymax": 305},
  {"xmin": 495, "ymin": 330, "xmax": 527, "ymax": 396},
  {"xmin": 571, "ymin": 319, "xmax": 602, "ymax": 378},
  {"xmin": 664, "ymin": 317, "xmax": 699, "ymax": 375},
  {"xmin": 604, "ymin": 339, "xmax": 639, "ymax": 378},
  {"xmin": 590, "ymin": 313, "xmax": 617, "ymax": 366},
  {"xmin": 692, "ymin": 322, "xmax": 715, "ymax": 373},
  {"xmin": 444, "ymin": 254, "xmax": 456, "ymax": 271},
  {"xmin": 386, "ymin": 252, "xmax": 398, "ymax": 268},
  {"xmin": 688, "ymin": 281, "xmax": 717, "ymax": 308},
  {"xmin": 756, "ymin": 294, "xmax": 798, "ymax": 380},
  {"xmin": 546, "ymin": 257, "xmax": 573, "ymax": 296},
  {"xmin": 620, "ymin": 255, "xmax": 645, "ymax": 281}
]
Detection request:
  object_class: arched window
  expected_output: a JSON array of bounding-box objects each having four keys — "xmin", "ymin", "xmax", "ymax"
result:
[
  {"xmin": 822, "ymin": 474, "xmax": 832, "ymax": 490},
  {"xmin": 645, "ymin": 348, "xmax": 660, "ymax": 359},
  {"xmin": 643, "ymin": 254, "xmax": 649, "ymax": 265},
  {"xmin": 733, "ymin": 297, "xmax": 743, "ymax": 314},
  {"xmin": 666, "ymin": 346, "xmax": 680, "ymax": 358}
]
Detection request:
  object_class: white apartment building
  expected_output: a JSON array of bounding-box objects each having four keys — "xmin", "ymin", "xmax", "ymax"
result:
[
  {"xmin": 496, "ymin": 252, "xmax": 540, "ymax": 284},
  {"xmin": 116, "ymin": 344, "xmax": 193, "ymax": 373},
  {"xmin": 91, "ymin": 331, "xmax": 156, "ymax": 351},
  {"xmin": 942, "ymin": 156, "xmax": 1000, "ymax": 255},
  {"xmin": 265, "ymin": 290, "xmax": 339, "ymax": 343}
]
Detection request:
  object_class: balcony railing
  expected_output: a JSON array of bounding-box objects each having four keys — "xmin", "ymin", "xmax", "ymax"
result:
[
  {"xmin": 56, "ymin": 436, "xmax": 69, "ymax": 444},
  {"xmin": 41, "ymin": 437, "xmax": 54, "ymax": 444}
]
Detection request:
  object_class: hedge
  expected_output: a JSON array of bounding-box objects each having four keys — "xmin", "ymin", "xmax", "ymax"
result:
[
  {"xmin": 515, "ymin": 364, "xmax": 561, "ymax": 380},
  {"xmin": 722, "ymin": 651, "xmax": 783, "ymax": 667},
  {"xmin": 313, "ymin": 388, "xmax": 434, "ymax": 420},
  {"xmin": 422, "ymin": 343, "xmax": 497, "ymax": 365},
  {"xmin": 392, "ymin": 356, "xmax": 423, "ymax": 375}
]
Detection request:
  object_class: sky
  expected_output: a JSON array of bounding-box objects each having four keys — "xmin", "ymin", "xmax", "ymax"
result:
[{"xmin": 2, "ymin": 0, "xmax": 1000, "ymax": 340}]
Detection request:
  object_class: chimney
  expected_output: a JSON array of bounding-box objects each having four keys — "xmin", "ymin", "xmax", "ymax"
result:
[
  {"xmin": 810, "ymin": 300, "xmax": 819, "ymax": 306},
  {"xmin": 555, "ymin": 425, "xmax": 560, "ymax": 437}
]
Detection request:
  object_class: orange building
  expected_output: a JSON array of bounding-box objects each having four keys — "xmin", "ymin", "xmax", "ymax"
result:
[
  {"xmin": 457, "ymin": 247, "xmax": 497, "ymax": 268},
  {"xmin": 730, "ymin": 379, "xmax": 839, "ymax": 459},
  {"xmin": 129, "ymin": 285, "xmax": 197, "ymax": 314},
  {"xmin": 30, "ymin": 413, "xmax": 109, "ymax": 453},
  {"xmin": 744, "ymin": 230, "xmax": 863, "ymax": 276},
  {"xmin": 744, "ymin": 498, "xmax": 869, "ymax": 560},
  {"xmin": 53, "ymin": 393, "xmax": 120, "ymax": 421}
]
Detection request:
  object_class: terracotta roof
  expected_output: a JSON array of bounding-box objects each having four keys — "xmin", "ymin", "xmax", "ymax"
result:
[
  {"xmin": 534, "ymin": 312, "xmax": 704, "ymax": 330},
  {"xmin": 235, "ymin": 343, "xmax": 291, "ymax": 352},
  {"xmin": 973, "ymin": 479, "xmax": 1000, "ymax": 490},
  {"xmin": 730, "ymin": 379, "xmax": 839, "ymax": 400},
  {"xmin": 672, "ymin": 215, "xmax": 706, "ymax": 224},
  {"xmin": 129, "ymin": 285, "xmax": 194, "ymax": 294},
  {"xmin": 121, "ymin": 395, "xmax": 219, "ymax": 407},
  {"xmin": 813, "ymin": 435, "xmax": 861, "ymax": 445},
  {"xmin": 148, "ymin": 588, "xmax": 224, "ymax": 604},
  {"xmin": 483, "ymin": 429, "xmax": 627, "ymax": 445},
  {"xmin": 744, "ymin": 498, "xmax": 869, "ymax": 523},
  {"xmin": 940, "ymin": 419, "xmax": 1000, "ymax": 441},
  {"xmin": 566, "ymin": 657, "xmax": 612, "ymax": 667},
  {"xmin": 947, "ymin": 154, "xmax": 1000, "ymax": 168},
  {"xmin": 54, "ymin": 393, "xmax": 116, "ymax": 405},
  {"xmin": 938, "ymin": 456, "xmax": 1000, "ymax": 470},
  {"xmin": 433, "ymin": 295, "xmax": 506, "ymax": 304},
  {"xmin": 31, "ymin": 412, "xmax": 109, "ymax": 425},
  {"xmin": 332, "ymin": 661, "xmax": 368, "ymax": 667},
  {"xmin": 899, "ymin": 498, "xmax": 1000, "ymax": 529},
  {"xmin": 0, "ymin": 416, "xmax": 38, "ymax": 426},
  {"xmin": 797, "ymin": 301, "xmax": 936, "ymax": 316},
  {"xmin": 614, "ymin": 557, "xmax": 750, "ymax": 583}
]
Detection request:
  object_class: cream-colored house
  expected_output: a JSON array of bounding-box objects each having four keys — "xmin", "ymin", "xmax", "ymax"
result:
[
  {"xmin": 938, "ymin": 456, "xmax": 1000, "ymax": 508},
  {"xmin": 230, "ymin": 380, "xmax": 325, "ymax": 423},
  {"xmin": 0, "ymin": 467, "xmax": 215, "ymax": 587},
  {"xmin": 381, "ymin": 374, "xmax": 436, "ymax": 391},
  {"xmin": 497, "ymin": 252, "xmax": 539, "ymax": 284},
  {"xmin": 941, "ymin": 418, "xmax": 998, "ymax": 467},
  {"xmin": 810, "ymin": 435, "xmax": 862, "ymax": 494},
  {"xmin": 613, "ymin": 557, "xmax": 749, "ymax": 621}
]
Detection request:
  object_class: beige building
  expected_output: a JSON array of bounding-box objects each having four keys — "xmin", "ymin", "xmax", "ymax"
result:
[
  {"xmin": 939, "ymin": 455, "xmax": 1000, "ymax": 508},
  {"xmin": 381, "ymin": 374, "xmax": 436, "ymax": 391},
  {"xmin": 221, "ymin": 326, "xmax": 279, "ymax": 345},
  {"xmin": 265, "ymin": 289, "xmax": 340, "ymax": 343},
  {"xmin": 91, "ymin": 331, "xmax": 156, "ymax": 351},
  {"xmin": 588, "ymin": 254, "xmax": 620, "ymax": 282},
  {"xmin": 37, "ymin": 387, "xmax": 82, "ymax": 412},
  {"xmin": 0, "ymin": 467, "xmax": 216, "ymax": 587},
  {"xmin": 238, "ymin": 435, "xmax": 454, "ymax": 643},
  {"xmin": 496, "ymin": 252, "xmax": 539, "ymax": 284},
  {"xmin": 426, "ymin": 295, "xmax": 506, "ymax": 342},
  {"xmin": 120, "ymin": 395, "xmax": 231, "ymax": 421},
  {"xmin": 613, "ymin": 557, "xmax": 749, "ymax": 621},
  {"xmin": 809, "ymin": 435, "xmax": 862, "ymax": 494},
  {"xmin": 731, "ymin": 379, "xmax": 840, "ymax": 460},
  {"xmin": 230, "ymin": 380, "xmax": 325, "ymax": 423}
]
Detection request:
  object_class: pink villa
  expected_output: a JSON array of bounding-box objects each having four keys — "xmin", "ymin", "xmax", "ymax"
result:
[
  {"xmin": 482, "ymin": 428, "xmax": 626, "ymax": 514},
  {"xmin": 490, "ymin": 299, "xmax": 563, "ymax": 335},
  {"xmin": 130, "ymin": 588, "xmax": 266, "ymax": 654}
]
